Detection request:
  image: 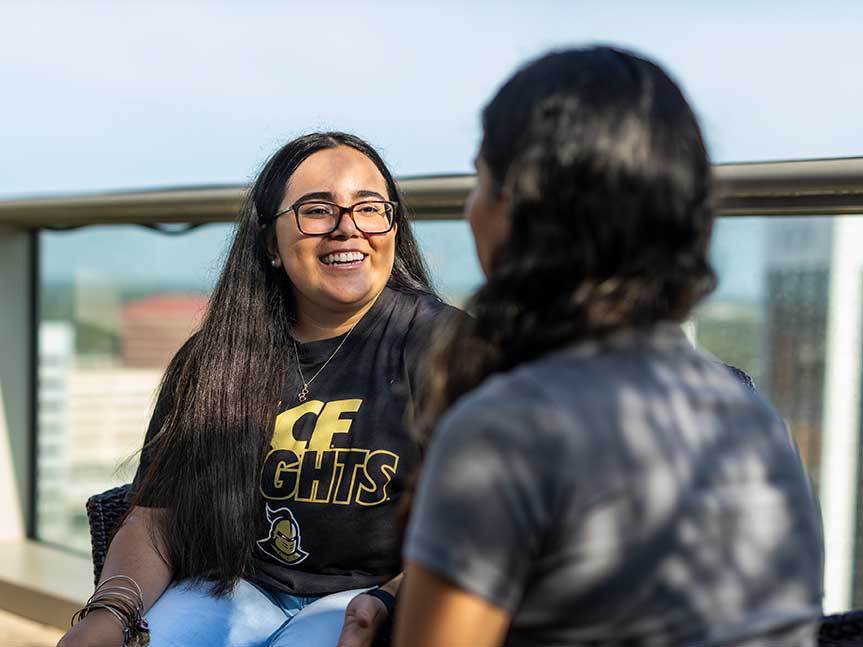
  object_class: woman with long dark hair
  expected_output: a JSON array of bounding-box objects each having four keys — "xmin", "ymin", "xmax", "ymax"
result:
[
  {"xmin": 396, "ymin": 48, "xmax": 823, "ymax": 647},
  {"xmin": 60, "ymin": 132, "xmax": 453, "ymax": 647}
]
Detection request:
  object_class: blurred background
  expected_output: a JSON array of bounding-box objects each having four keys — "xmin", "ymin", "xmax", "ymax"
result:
[{"xmin": 2, "ymin": 0, "xmax": 863, "ymax": 639}]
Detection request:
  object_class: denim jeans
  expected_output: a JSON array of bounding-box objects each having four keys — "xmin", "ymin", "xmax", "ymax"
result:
[{"xmin": 145, "ymin": 579, "xmax": 366, "ymax": 646}]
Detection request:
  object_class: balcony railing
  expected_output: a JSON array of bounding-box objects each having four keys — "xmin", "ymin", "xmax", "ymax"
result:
[
  {"xmin": 3, "ymin": 156, "xmax": 863, "ymax": 627},
  {"xmin": 2, "ymin": 157, "xmax": 863, "ymax": 227}
]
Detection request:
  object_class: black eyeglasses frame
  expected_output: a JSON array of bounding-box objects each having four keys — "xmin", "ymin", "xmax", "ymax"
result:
[{"xmin": 271, "ymin": 199, "xmax": 399, "ymax": 236}]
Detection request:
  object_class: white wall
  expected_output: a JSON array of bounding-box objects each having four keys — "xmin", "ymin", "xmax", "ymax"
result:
[
  {"xmin": 0, "ymin": 226, "xmax": 32, "ymax": 541},
  {"xmin": 820, "ymin": 218, "xmax": 863, "ymax": 612}
]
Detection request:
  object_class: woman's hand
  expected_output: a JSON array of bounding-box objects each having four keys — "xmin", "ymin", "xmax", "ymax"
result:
[
  {"xmin": 57, "ymin": 610, "xmax": 125, "ymax": 647},
  {"xmin": 336, "ymin": 591, "xmax": 390, "ymax": 647}
]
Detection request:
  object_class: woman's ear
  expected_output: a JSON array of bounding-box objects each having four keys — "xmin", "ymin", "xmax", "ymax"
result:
[{"xmin": 265, "ymin": 228, "xmax": 282, "ymax": 267}]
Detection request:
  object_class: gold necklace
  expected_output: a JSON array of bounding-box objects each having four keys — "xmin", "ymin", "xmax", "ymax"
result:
[{"xmin": 291, "ymin": 324, "xmax": 357, "ymax": 403}]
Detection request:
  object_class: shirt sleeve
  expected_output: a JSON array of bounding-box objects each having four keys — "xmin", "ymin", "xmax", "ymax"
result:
[
  {"xmin": 403, "ymin": 391, "xmax": 559, "ymax": 612},
  {"xmin": 402, "ymin": 297, "xmax": 462, "ymax": 397}
]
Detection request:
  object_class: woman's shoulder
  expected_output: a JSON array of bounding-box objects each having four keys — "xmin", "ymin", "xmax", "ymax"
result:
[
  {"xmin": 438, "ymin": 365, "xmax": 548, "ymax": 437},
  {"xmin": 385, "ymin": 287, "xmax": 462, "ymax": 339},
  {"xmin": 392, "ymin": 289, "xmax": 462, "ymax": 381},
  {"xmin": 389, "ymin": 286, "xmax": 459, "ymax": 319}
]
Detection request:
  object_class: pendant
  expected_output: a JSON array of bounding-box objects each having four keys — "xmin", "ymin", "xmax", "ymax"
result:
[{"xmin": 298, "ymin": 384, "xmax": 309, "ymax": 402}]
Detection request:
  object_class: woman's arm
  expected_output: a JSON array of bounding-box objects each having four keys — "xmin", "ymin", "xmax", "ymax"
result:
[
  {"xmin": 377, "ymin": 571, "xmax": 403, "ymax": 596},
  {"xmin": 336, "ymin": 572, "xmax": 404, "ymax": 647},
  {"xmin": 395, "ymin": 561, "xmax": 510, "ymax": 647},
  {"xmin": 58, "ymin": 506, "xmax": 172, "ymax": 647}
]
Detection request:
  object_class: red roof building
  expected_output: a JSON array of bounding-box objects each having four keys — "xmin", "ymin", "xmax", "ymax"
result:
[{"xmin": 120, "ymin": 294, "xmax": 209, "ymax": 369}]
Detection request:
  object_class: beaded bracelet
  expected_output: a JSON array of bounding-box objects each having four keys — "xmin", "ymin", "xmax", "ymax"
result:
[{"xmin": 71, "ymin": 575, "xmax": 150, "ymax": 646}]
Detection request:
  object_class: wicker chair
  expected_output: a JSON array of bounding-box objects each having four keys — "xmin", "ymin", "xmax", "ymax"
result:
[
  {"xmin": 86, "ymin": 483, "xmax": 133, "ymax": 587},
  {"xmin": 87, "ymin": 484, "xmax": 863, "ymax": 645}
]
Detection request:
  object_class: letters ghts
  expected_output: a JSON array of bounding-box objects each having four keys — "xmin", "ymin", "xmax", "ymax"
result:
[{"xmin": 262, "ymin": 399, "xmax": 400, "ymax": 506}]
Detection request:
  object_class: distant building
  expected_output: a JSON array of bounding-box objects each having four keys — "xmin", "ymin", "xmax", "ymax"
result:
[
  {"xmin": 764, "ymin": 219, "xmax": 832, "ymax": 484},
  {"xmin": 37, "ymin": 293, "xmax": 206, "ymax": 551},
  {"xmin": 62, "ymin": 365, "xmax": 161, "ymax": 550},
  {"xmin": 120, "ymin": 294, "xmax": 208, "ymax": 369},
  {"xmin": 37, "ymin": 322, "xmax": 74, "ymax": 543},
  {"xmin": 761, "ymin": 218, "xmax": 863, "ymax": 609}
]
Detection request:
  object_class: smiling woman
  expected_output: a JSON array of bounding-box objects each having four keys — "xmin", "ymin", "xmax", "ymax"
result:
[
  {"xmin": 269, "ymin": 146, "xmax": 399, "ymax": 341},
  {"xmin": 58, "ymin": 132, "xmax": 457, "ymax": 647}
]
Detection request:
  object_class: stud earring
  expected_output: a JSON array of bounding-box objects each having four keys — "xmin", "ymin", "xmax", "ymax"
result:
[{"xmin": 271, "ymin": 258, "xmax": 279, "ymax": 268}]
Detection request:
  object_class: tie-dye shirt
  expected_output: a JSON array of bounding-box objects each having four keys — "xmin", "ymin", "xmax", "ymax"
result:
[{"xmin": 406, "ymin": 324, "xmax": 823, "ymax": 647}]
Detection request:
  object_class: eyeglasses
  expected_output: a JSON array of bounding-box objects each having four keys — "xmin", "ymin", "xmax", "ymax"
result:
[{"xmin": 272, "ymin": 200, "xmax": 398, "ymax": 235}]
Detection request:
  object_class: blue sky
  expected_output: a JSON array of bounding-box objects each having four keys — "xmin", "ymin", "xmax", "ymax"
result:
[
  {"xmin": 3, "ymin": 1, "xmax": 862, "ymax": 197},
  {"xmin": 10, "ymin": 1, "xmax": 863, "ymax": 303}
]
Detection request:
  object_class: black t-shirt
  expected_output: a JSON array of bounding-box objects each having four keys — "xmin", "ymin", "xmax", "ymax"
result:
[{"xmin": 133, "ymin": 286, "xmax": 454, "ymax": 596}]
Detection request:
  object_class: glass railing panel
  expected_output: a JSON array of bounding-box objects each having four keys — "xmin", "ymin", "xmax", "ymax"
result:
[
  {"xmin": 36, "ymin": 215, "xmax": 862, "ymax": 610},
  {"xmin": 695, "ymin": 215, "xmax": 863, "ymax": 611},
  {"xmin": 35, "ymin": 220, "xmax": 478, "ymax": 552},
  {"xmin": 38, "ymin": 223, "xmax": 233, "ymax": 552}
]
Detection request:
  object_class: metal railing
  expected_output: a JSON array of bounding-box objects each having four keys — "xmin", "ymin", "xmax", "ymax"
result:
[{"xmin": 1, "ymin": 156, "xmax": 863, "ymax": 228}]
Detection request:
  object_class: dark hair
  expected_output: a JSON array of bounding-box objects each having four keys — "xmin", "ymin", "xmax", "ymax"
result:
[
  {"xmin": 417, "ymin": 46, "xmax": 716, "ymax": 437},
  {"xmin": 133, "ymin": 132, "xmax": 433, "ymax": 594}
]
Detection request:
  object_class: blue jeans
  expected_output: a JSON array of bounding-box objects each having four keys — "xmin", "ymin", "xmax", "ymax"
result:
[{"xmin": 146, "ymin": 579, "xmax": 366, "ymax": 646}]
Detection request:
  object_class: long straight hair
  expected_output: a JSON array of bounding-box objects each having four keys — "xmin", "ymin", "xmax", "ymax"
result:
[
  {"xmin": 133, "ymin": 132, "xmax": 433, "ymax": 594},
  {"xmin": 416, "ymin": 47, "xmax": 716, "ymax": 438}
]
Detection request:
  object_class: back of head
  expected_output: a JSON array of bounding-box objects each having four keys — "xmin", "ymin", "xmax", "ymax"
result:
[
  {"xmin": 417, "ymin": 46, "xmax": 716, "ymax": 437},
  {"xmin": 481, "ymin": 46, "xmax": 715, "ymax": 333}
]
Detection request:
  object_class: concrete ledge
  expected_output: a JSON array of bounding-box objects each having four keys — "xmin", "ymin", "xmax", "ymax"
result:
[{"xmin": 0, "ymin": 540, "xmax": 91, "ymax": 629}]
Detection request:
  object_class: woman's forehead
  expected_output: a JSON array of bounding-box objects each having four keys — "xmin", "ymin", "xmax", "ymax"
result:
[{"xmin": 284, "ymin": 146, "xmax": 388, "ymax": 203}]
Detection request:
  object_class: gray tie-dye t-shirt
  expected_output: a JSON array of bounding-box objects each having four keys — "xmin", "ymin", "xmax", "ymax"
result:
[{"xmin": 405, "ymin": 325, "xmax": 823, "ymax": 647}]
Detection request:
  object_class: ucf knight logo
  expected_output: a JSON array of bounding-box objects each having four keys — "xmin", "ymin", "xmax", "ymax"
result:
[{"xmin": 257, "ymin": 505, "xmax": 309, "ymax": 566}]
